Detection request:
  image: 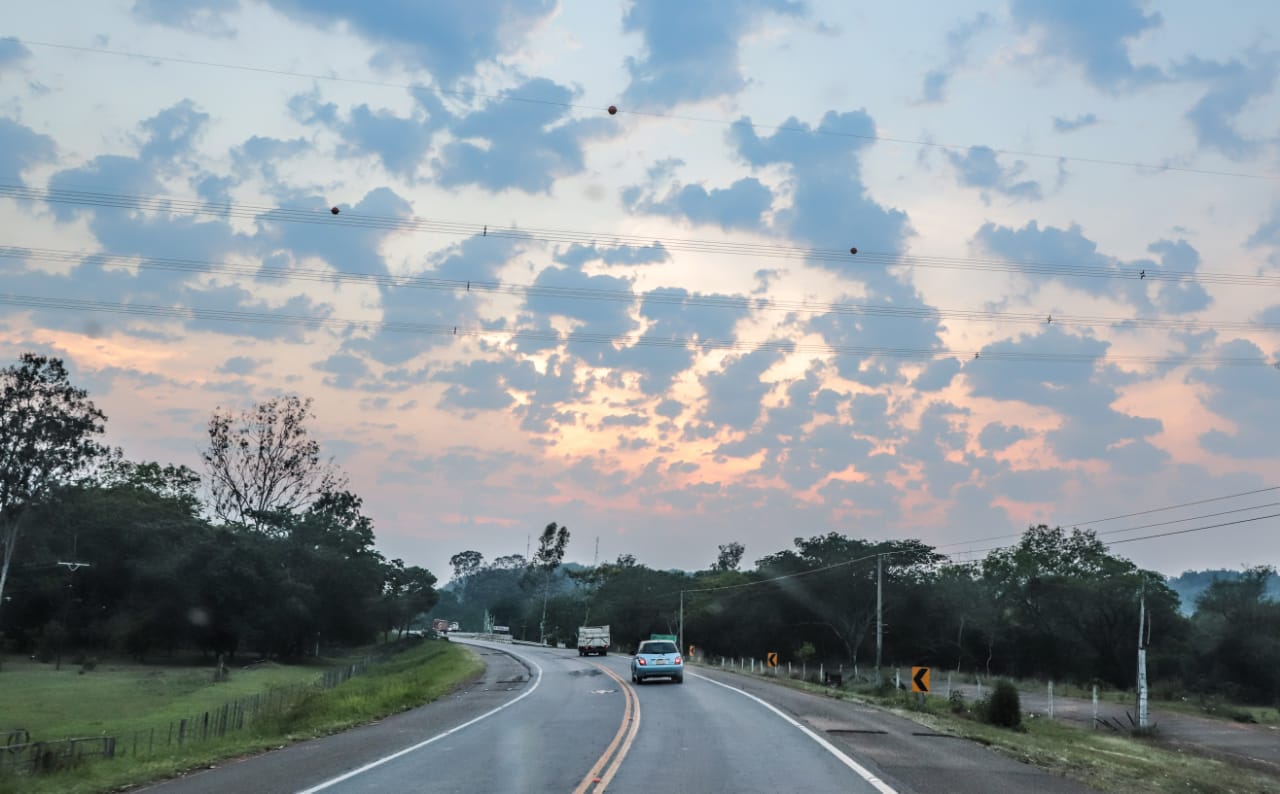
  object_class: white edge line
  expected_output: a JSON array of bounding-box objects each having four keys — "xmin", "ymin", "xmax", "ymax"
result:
[
  {"xmin": 296, "ymin": 642, "xmax": 542, "ymax": 794},
  {"xmin": 689, "ymin": 671, "xmax": 898, "ymax": 794}
]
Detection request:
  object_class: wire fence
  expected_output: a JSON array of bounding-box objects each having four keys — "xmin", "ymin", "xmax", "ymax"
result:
[{"xmin": 1, "ymin": 655, "xmax": 377, "ymax": 779}]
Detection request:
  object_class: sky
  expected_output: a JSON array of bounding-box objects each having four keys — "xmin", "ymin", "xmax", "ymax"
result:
[{"xmin": 1, "ymin": 1, "xmax": 1278, "ymax": 582}]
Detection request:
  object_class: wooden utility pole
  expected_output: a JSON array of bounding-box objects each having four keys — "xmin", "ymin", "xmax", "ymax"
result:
[
  {"xmin": 875, "ymin": 554, "xmax": 883, "ymax": 681},
  {"xmin": 1136, "ymin": 585, "xmax": 1149, "ymax": 729}
]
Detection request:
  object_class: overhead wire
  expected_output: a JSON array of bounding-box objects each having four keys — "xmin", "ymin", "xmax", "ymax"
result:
[
  {"xmin": 9, "ymin": 36, "xmax": 1279, "ymax": 182},
  {"xmin": 942, "ymin": 509, "xmax": 1280, "ymax": 558},
  {"xmin": 4, "ymin": 245, "xmax": 1278, "ymax": 334},
  {"xmin": 936, "ymin": 499, "xmax": 1280, "ymax": 552},
  {"xmin": 1, "ymin": 292, "xmax": 1275, "ymax": 367},
  {"xmin": 4, "ymin": 182, "xmax": 1280, "ymax": 289}
]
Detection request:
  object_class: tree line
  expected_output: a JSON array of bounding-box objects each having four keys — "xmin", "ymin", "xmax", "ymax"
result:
[
  {"xmin": 0, "ymin": 353, "xmax": 437, "ymax": 665},
  {"xmin": 439, "ymin": 529, "xmax": 1280, "ymax": 705}
]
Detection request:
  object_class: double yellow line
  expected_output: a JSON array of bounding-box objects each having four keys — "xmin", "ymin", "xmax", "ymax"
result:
[{"xmin": 572, "ymin": 662, "xmax": 641, "ymax": 793}]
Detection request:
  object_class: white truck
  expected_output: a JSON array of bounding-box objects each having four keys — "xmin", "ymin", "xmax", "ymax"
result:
[{"xmin": 577, "ymin": 625, "xmax": 610, "ymax": 656}]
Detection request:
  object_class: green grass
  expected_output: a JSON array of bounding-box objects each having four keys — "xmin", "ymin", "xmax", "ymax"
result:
[
  {"xmin": 0, "ymin": 655, "xmax": 330, "ymax": 741},
  {"xmin": 705, "ymin": 664, "xmax": 1280, "ymax": 794},
  {"xmin": 0, "ymin": 640, "xmax": 483, "ymax": 794}
]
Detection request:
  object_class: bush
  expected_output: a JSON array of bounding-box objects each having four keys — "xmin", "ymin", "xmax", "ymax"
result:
[
  {"xmin": 985, "ymin": 679, "xmax": 1022, "ymax": 728},
  {"xmin": 948, "ymin": 689, "xmax": 966, "ymax": 714}
]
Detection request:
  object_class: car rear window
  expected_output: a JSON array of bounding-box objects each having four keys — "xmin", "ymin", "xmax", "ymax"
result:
[{"xmin": 640, "ymin": 641, "xmax": 678, "ymax": 655}]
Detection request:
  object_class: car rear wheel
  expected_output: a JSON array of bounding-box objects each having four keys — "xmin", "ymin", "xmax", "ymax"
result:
[{"xmin": 674, "ymin": 676, "xmax": 684, "ymax": 684}]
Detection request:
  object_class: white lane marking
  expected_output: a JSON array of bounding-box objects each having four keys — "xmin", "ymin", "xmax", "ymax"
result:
[
  {"xmin": 296, "ymin": 642, "xmax": 543, "ymax": 793},
  {"xmin": 689, "ymin": 672, "xmax": 898, "ymax": 794}
]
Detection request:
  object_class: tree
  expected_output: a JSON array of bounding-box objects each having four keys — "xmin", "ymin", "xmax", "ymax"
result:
[
  {"xmin": 0, "ymin": 354, "xmax": 108, "ymax": 628},
  {"xmin": 713, "ymin": 542, "xmax": 745, "ymax": 572},
  {"xmin": 202, "ymin": 395, "xmax": 346, "ymax": 531},
  {"xmin": 449, "ymin": 550, "xmax": 485, "ymax": 601},
  {"xmin": 531, "ymin": 522, "xmax": 570, "ymax": 644}
]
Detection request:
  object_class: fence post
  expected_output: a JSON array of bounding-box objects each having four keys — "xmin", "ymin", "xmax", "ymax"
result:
[
  {"xmin": 1048, "ymin": 681, "xmax": 1054, "ymax": 720},
  {"xmin": 1092, "ymin": 685, "xmax": 1099, "ymax": 729},
  {"xmin": 820, "ymin": 663, "xmax": 824, "ymax": 683},
  {"xmin": 947, "ymin": 672, "xmax": 952, "ymax": 699},
  {"xmin": 895, "ymin": 668, "xmax": 900, "ymax": 690},
  {"xmin": 178, "ymin": 719, "xmax": 186, "ymax": 746}
]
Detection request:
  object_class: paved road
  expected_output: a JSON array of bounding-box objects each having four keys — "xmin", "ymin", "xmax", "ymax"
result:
[{"xmin": 149, "ymin": 642, "xmax": 1098, "ymax": 793}]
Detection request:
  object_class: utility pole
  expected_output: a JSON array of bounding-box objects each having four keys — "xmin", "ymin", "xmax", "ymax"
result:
[
  {"xmin": 875, "ymin": 554, "xmax": 883, "ymax": 682},
  {"xmin": 679, "ymin": 590, "xmax": 685, "ymax": 658},
  {"xmin": 55, "ymin": 559, "xmax": 91, "ymax": 672},
  {"xmin": 1136, "ymin": 584, "xmax": 1149, "ymax": 729}
]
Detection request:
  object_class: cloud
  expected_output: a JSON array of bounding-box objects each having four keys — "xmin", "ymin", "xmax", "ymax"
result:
[
  {"xmin": 730, "ymin": 109, "xmax": 912, "ymax": 267},
  {"xmin": 138, "ymin": 100, "xmax": 211, "ymax": 164},
  {"xmin": 433, "ymin": 78, "xmax": 607, "ymax": 193},
  {"xmin": 217, "ymin": 356, "xmax": 266, "ymax": 375},
  {"xmin": 291, "ymin": 88, "xmax": 446, "ymax": 182},
  {"xmin": 978, "ymin": 422, "xmax": 1027, "ymax": 451},
  {"xmin": 1052, "ymin": 112, "xmax": 1099, "ymax": 132},
  {"xmin": 965, "ymin": 327, "xmax": 1163, "ymax": 461},
  {"xmin": 0, "ymin": 37, "xmax": 31, "ymax": 70},
  {"xmin": 0, "ymin": 118, "xmax": 56, "ymax": 184},
  {"xmin": 132, "ymin": 0, "xmax": 238, "ymax": 35},
  {"xmin": 918, "ymin": 13, "xmax": 993, "ymax": 103},
  {"xmin": 809, "ymin": 296, "xmax": 944, "ymax": 386},
  {"xmin": 343, "ymin": 232, "xmax": 523, "ymax": 366},
  {"xmin": 912, "ymin": 357, "xmax": 962, "ymax": 392},
  {"xmin": 1173, "ymin": 52, "xmax": 1280, "ymax": 161},
  {"xmin": 625, "ymin": 176, "xmax": 773, "ymax": 231},
  {"xmin": 1009, "ymin": 0, "xmax": 1165, "ymax": 91},
  {"xmin": 621, "ymin": 0, "xmax": 805, "ymax": 109},
  {"xmin": 700, "ymin": 345, "xmax": 790, "ymax": 431},
  {"xmin": 1190, "ymin": 339, "xmax": 1280, "ymax": 458},
  {"xmin": 1249, "ymin": 207, "xmax": 1280, "ymax": 250},
  {"xmin": 555, "ymin": 243, "xmax": 670, "ymax": 268},
  {"xmin": 313, "ymin": 353, "xmax": 372, "ymax": 390},
  {"xmin": 973, "ymin": 220, "xmax": 1192, "ymax": 311},
  {"xmin": 945, "ymin": 146, "xmax": 1043, "ymax": 202},
  {"xmin": 261, "ymin": 1, "xmax": 557, "ymax": 86},
  {"xmin": 1146, "ymin": 239, "xmax": 1210, "ymax": 313},
  {"xmin": 230, "ymin": 135, "xmax": 309, "ymax": 182}
]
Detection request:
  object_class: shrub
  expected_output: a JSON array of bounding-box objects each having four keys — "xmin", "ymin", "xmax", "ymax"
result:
[
  {"xmin": 985, "ymin": 679, "xmax": 1022, "ymax": 728},
  {"xmin": 948, "ymin": 689, "xmax": 966, "ymax": 714}
]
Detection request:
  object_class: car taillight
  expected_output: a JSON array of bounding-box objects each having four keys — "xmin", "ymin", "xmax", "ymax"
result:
[
  {"xmin": 674, "ymin": 656, "xmax": 683, "ymax": 665},
  {"xmin": 636, "ymin": 658, "xmax": 647, "ymax": 665}
]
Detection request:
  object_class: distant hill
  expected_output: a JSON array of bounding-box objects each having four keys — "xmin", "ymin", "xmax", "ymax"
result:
[{"xmin": 1166, "ymin": 568, "xmax": 1280, "ymax": 615}]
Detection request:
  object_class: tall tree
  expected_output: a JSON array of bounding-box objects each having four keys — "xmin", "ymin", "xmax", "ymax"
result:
[
  {"xmin": 449, "ymin": 550, "xmax": 485, "ymax": 601},
  {"xmin": 531, "ymin": 522, "xmax": 570, "ymax": 644},
  {"xmin": 202, "ymin": 395, "xmax": 346, "ymax": 531},
  {"xmin": 0, "ymin": 354, "xmax": 108, "ymax": 627},
  {"xmin": 713, "ymin": 541, "xmax": 746, "ymax": 572}
]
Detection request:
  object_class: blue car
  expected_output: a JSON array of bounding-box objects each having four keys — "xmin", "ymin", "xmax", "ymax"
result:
[{"xmin": 631, "ymin": 639, "xmax": 683, "ymax": 684}]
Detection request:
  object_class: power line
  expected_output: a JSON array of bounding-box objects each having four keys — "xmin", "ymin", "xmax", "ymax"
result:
[
  {"xmin": 5, "ymin": 245, "xmax": 1276, "ymax": 335},
  {"xmin": 1, "ymin": 292, "xmax": 1275, "ymax": 367},
  {"xmin": 4, "ymin": 182, "xmax": 1279, "ymax": 289},
  {"xmin": 9, "ymin": 36, "xmax": 1278, "ymax": 182},
  {"xmin": 935, "ymin": 498, "xmax": 1280, "ymax": 551},
  {"xmin": 946, "ymin": 512, "xmax": 1280, "ymax": 560},
  {"xmin": 1064, "ymin": 485, "xmax": 1280, "ymax": 526}
]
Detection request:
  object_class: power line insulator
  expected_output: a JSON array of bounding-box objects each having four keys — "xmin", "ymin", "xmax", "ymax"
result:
[
  {"xmin": 330, "ymin": 207, "xmax": 340, "ymax": 215},
  {"xmin": 608, "ymin": 105, "xmax": 618, "ymax": 115}
]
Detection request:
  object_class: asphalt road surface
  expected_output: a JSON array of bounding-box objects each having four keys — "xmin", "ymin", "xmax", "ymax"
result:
[{"xmin": 147, "ymin": 641, "xmax": 1096, "ymax": 793}]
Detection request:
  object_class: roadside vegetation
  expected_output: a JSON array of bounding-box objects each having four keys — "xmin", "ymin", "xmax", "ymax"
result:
[
  {"xmin": 0, "ymin": 639, "xmax": 481, "ymax": 794},
  {"xmin": 0, "ymin": 353, "xmax": 459, "ymax": 791},
  {"xmin": 708, "ymin": 664, "xmax": 1280, "ymax": 794}
]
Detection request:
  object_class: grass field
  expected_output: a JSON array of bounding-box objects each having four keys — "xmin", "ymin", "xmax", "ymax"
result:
[{"xmin": 0, "ymin": 639, "xmax": 483, "ymax": 794}]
